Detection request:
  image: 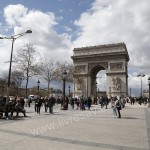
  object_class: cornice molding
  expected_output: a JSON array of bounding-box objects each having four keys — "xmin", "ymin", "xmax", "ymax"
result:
[
  {"xmin": 72, "ymin": 43, "xmax": 129, "ymax": 62},
  {"xmin": 106, "ymin": 72, "xmax": 128, "ymax": 76}
]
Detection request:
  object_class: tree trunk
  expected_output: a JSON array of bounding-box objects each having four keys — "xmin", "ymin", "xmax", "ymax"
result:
[
  {"xmin": 47, "ymin": 81, "xmax": 50, "ymax": 97},
  {"xmin": 26, "ymin": 68, "xmax": 29, "ymax": 99}
]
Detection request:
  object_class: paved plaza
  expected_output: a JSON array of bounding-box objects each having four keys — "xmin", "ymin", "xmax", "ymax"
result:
[{"xmin": 0, "ymin": 103, "xmax": 150, "ymax": 150}]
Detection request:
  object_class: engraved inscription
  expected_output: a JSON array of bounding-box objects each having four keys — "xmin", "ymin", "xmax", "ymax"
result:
[{"xmin": 110, "ymin": 62, "xmax": 123, "ymax": 71}]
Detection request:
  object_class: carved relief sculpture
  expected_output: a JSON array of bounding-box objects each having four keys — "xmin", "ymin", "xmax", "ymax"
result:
[
  {"xmin": 112, "ymin": 77, "xmax": 121, "ymax": 91},
  {"xmin": 75, "ymin": 77, "xmax": 83, "ymax": 91},
  {"xmin": 75, "ymin": 65, "xmax": 86, "ymax": 73}
]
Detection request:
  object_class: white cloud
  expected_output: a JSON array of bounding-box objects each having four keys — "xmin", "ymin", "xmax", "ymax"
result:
[
  {"xmin": 4, "ymin": 4, "xmax": 28, "ymax": 26},
  {"xmin": 73, "ymin": 0, "xmax": 150, "ymax": 71},
  {"xmin": 2, "ymin": 4, "xmax": 73, "ymax": 66},
  {"xmin": 73, "ymin": 0, "xmax": 150, "ymax": 95},
  {"xmin": 64, "ymin": 26, "xmax": 72, "ymax": 32}
]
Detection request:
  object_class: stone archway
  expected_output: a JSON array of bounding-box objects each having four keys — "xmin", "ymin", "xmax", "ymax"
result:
[
  {"xmin": 89, "ymin": 64, "xmax": 106, "ymax": 98},
  {"xmin": 71, "ymin": 43, "xmax": 130, "ymax": 98}
]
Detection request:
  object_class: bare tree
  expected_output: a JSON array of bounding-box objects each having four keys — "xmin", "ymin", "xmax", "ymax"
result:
[
  {"xmin": 40, "ymin": 59, "xmax": 57, "ymax": 96},
  {"xmin": 1, "ymin": 72, "xmax": 20, "ymax": 96},
  {"xmin": 11, "ymin": 71, "xmax": 24, "ymax": 87},
  {"xmin": 0, "ymin": 78, "xmax": 7, "ymax": 97},
  {"xmin": 55, "ymin": 61, "xmax": 74, "ymax": 82},
  {"xmin": 10, "ymin": 70, "xmax": 24, "ymax": 95},
  {"xmin": 14, "ymin": 43, "xmax": 41, "ymax": 98}
]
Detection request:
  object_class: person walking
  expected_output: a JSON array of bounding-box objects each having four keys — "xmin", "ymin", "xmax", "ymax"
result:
[
  {"xmin": 115, "ymin": 96, "xmax": 122, "ymax": 118},
  {"xmin": 131, "ymin": 97, "xmax": 135, "ymax": 105},
  {"xmin": 104, "ymin": 96, "xmax": 109, "ymax": 109},
  {"xmin": 81, "ymin": 95, "xmax": 85, "ymax": 111},
  {"xmin": 111, "ymin": 98, "xmax": 117, "ymax": 118},
  {"xmin": 76, "ymin": 98, "xmax": 79, "ymax": 110},
  {"xmin": 28, "ymin": 97, "xmax": 32, "ymax": 107},
  {"xmin": 34, "ymin": 98, "xmax": 38, "ymax": 112},
  {"xmin": 44, "ymin": 96, "xmax": 48, "ymax": 113},
  {"xmin": 70, "ymin": 98, "xmax": 74, "ymax": 109},
  {"xmin": 48, "ymin": 95, "xmax": 55, "ymax": 114},
  {"xmin": 101, "ymin": 96, "xmax": 105, "ymax": 108},
  {"xmin": 87, "ymin": 97, "xmax": 92, "ymax": 110},
  {"xmin": 36, "ymin": 98, "xmax": 42, "ymax": 114},
  {"xmin": 65, "ymin": 97, "xmax": 69, "ymax": 110}
]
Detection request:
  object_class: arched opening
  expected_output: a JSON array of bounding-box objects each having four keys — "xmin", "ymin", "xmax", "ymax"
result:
[
  {"xmin": 96, "ymin": 70, "xmax": 107, "ymax": 98},
  {"xmin": 90, "ymin": 65, "xmax": 106, "ymax": 98}
]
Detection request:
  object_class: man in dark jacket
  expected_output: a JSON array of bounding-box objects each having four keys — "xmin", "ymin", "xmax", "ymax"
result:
[
  {"xmin": 36, "ymin": 98, "xmax": 42, "ymax": 114},
  {"xmin": 44, "ymin": 97, "xmax": 49, "ymax": 113},
  {"xmin": 48, "ymin": 96, "xmax": 55, "ymax": 114},
  {"xmin": 87, "ymin": 97, "xmax": 92, "ymax": 110}
]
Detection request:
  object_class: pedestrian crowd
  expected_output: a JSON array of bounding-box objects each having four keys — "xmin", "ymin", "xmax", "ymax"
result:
[{"xmin": 0, "ymin": 94, "xmax": 149, "ymax": 120}]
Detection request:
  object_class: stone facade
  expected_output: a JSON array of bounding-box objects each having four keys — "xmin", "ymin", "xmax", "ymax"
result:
[{"xmin": 71, "ymin": 43, "xmax": 130, "ymax": 98}]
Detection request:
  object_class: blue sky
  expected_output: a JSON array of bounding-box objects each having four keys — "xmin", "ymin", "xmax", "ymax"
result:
[
  {"xmin": 0, "ymin": 0, "xmax": 150, "ymax": 96},
  {"xmin": 0, "ymin": 0, "xmax": 93, "ymax": 38}
]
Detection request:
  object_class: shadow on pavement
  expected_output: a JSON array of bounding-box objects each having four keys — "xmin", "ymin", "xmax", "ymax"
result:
[{"xmin": 122, "ymin": 117, "xmax": 139, "ymax": 119}]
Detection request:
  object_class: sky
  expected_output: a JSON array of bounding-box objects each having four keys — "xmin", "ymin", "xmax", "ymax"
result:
[{"xmin": 0, "ymin": 0, "xmax": 150, "ymax": 96}]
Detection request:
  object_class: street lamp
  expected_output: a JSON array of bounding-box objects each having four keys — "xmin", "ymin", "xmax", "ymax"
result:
[
  {"xmin": 61, "ymin": 70, "xmax": 67, "ymax": 110},
  {"xmin": 0, "ymin": 30, "xmax": 32, "ymax": 103},
  {"xmin": 137, "ymin": 73, "xmax": 145, "ymax": 97},
  {"xmin": 98, "ymin": 88, "xmax": 99, "ymax": 97},
  {"xmin": 68, "ymin": 85, "xmax": 70, "ymax": 98},
  {"xmin": 148, "ymin": 77, "xmax": 150, "ymax": 107},
  {"xmin": 37, "ymin": 80, "xmax": 40, "ymax": 95},
  {"xmin": 95, "ymin": 81, "xmax": 97, "ymax": 104},
  {"xmin": 109, "ymin": 86, "xmax": 111, "ymax": 98},
  {"xmin": 130, "ymin": 88, "xmax": 131, "ymax": 97}
]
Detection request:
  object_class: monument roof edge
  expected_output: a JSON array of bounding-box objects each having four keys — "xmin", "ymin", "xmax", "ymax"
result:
[
  {"xmin": 73, "ymin": 42, "xmax": 126, "ymax": 51},
  {"xmin": 71, "ymin": 52, "xmax": 129, "ymax": 61}
]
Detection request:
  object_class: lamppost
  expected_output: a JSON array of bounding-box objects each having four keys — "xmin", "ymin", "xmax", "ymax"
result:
[
  {"xmin": 130, "ymin": 88, "xmax": 131, "ymax": 97},
  {"xmin": 98, "ymin": 88, "xmax": 99, "ymax": 97},
  {"xmin": 148, "ymin": 77, "xmax": 150, "ymax": 107},
  {"xmin": 37, "ymin": 80, "xmax": 40, "ymax": 95},
  {"xmin": 61, "ymin": 70, "xmax": 67, "ymax": 110},
  {"xmin": 68, "ymin": 85, "xmax": 70, "ymax": 98},
  {"xmin": 95, "ymin": 81, "xmax": 97, "ymax": 104},
  {"xmin": 137, "ymin": 73, "xmax": 145, "ymax": 98},
  {"xmin": 109, "ymin": 86, "xmax": 111, "ymax": 98},
  {"xmin": 0, "ymin": 30, "xmax": 32, "ymax": 103}
]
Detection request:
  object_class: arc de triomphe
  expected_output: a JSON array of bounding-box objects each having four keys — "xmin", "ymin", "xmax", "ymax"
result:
[{"xmin": 71, "ymin": 43, "xmax": 130, "ymax": 98}]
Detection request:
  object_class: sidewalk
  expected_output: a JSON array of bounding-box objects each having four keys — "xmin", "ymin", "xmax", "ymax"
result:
[{"xmin": 0, "ymin": 103, "xmax": 150, "ymax": 150}]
